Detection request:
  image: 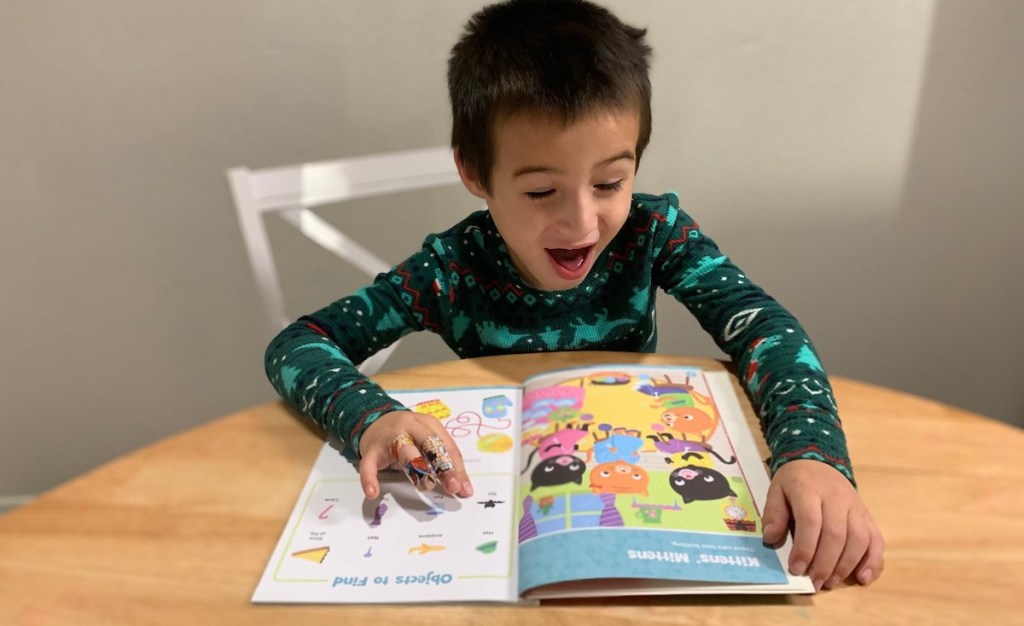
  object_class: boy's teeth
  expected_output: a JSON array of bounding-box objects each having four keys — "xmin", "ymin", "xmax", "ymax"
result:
[{"xmin": 549, "ymin": 248, "xmax": 587, "ymax": 270}]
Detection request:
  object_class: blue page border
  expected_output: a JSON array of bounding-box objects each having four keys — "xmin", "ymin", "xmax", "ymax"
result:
[{"xmin": 518, "ymin": 528, "xmax": 787, "ymax": 593}]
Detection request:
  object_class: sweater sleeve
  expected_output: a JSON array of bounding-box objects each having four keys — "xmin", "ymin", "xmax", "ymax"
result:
[
  {"xmin": 264, "ymin": 242, "xmax": 452, "ymax": 460},
  {"xmin": 649, "ymin": 194, "xmax": 855, "ymax": 485}
]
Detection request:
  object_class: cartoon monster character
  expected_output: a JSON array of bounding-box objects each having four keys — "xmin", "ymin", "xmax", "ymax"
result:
[
  {"xmin": 530, "ymin": 455, "xmax": 586, "ymax": 491},
  {"xmin": 658, "ymin": 406, "xmax": 719, "ymax": 443},
  {"xmin": 588, "ymin": 461, "xmax": 649, "ymax": 496},
  {"xmin": 590, "ymin": 428, "xmax": 644, "ymax": 464},
  {"xmin": 637, "ymin": 375, "xmax": 716, "ymax": 412},
  {"xmin": 521, "ymin": 423, "xmax": 590, "ymax": 473},
  {"xmin": 647, "ymin": 433, "xmax": 736, "ymax": 466},
  {"xmin": 538, "ymin": 424, "xmax": 590, "ymax": 456},
  {"xmin": 668, "ymin": 465, "xmax": 737, "ymax": 504},
  {"xmin": 636, "ymin": 380, "xmax": 693, "ymax": 400}
]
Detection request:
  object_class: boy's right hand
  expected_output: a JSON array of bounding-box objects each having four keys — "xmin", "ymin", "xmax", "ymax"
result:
[{"xmin": 358, "ymin": 410, "xmax": 473, "ymax": 500}]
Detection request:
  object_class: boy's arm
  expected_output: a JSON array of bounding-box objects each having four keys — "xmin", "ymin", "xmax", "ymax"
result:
[
  {"xmin": 650, "ymin": 194, "xmax": 883, "ymax": 589},
  {"xmin": 651, "ymin": 198, "xmax": 853, "ymax": 484},
  {"xmin": 264, "ymin": 245, "xmax": 451, "ymax": 460}
]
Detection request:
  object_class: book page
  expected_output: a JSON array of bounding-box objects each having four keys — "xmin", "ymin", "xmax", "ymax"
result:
[
  {"xmin": 252, "ymin": 386, "xmax": 522, "ymax": 604},
  {"xmin": 514, "ymin": 365, "xmax": 812, "ymax": 597}
]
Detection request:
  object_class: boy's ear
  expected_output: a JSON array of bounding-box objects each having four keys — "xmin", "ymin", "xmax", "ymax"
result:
[{"xmin": 454, "ymin": 150, "xmax": 489, "ymax": 199}]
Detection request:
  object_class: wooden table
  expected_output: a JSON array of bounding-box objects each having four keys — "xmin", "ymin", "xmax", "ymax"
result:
[{"xmin": 2, "ymin": 352, "xmax": 1022, "ymax": 625}]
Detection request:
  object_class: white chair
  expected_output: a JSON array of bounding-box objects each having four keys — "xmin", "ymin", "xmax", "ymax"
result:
[{"xmin": 227, "ymin": 146, "xmax": 461, "ymax": 375}]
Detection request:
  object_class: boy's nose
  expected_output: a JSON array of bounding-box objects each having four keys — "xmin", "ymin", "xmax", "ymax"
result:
[{"xmin": 557, "ymin": 192, "xmax": 599, "ymax": 239}]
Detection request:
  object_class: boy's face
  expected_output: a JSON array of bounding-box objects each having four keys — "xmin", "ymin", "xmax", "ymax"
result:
[{"xmin": 457, "ymin": 108, "xmax": 639, "ymax": 291}]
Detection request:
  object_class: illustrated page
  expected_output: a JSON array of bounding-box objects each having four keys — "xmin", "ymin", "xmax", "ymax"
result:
[
  {"xmin": 252, "ymin": 387, "xmax": 522, "ymax": 604},
  {"xmin": 514, "ymin": 365, "xmax": 797, "ymax": 596}
]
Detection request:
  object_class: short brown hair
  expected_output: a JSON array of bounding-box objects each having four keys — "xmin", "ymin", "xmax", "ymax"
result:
[{"xmin": 448, "ymin": 0, "xmax": 653, "ymax": 192}]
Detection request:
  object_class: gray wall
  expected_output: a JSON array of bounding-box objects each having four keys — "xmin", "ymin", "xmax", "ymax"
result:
[{"xmin": 2, "ymin": 1, "xmax": 1021, "ymax": 505}]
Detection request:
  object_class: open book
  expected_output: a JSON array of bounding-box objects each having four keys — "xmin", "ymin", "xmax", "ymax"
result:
[{"xmin": 252, "ymin": 364, "xmax": 814, "ymax": 603}]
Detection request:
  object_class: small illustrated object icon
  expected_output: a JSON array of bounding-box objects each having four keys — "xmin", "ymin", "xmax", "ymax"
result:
[
  {"xmin": 291, "ymin": 546, "xmax": 330, "ymax": 564},
  {"xmin": 475, "ymin": 541, "xmax": 498, "ymax": 554}
]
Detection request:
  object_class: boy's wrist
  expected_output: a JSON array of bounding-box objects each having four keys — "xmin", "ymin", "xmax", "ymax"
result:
[
  {"xmin": 345, "ymin": 403, "xmax": 408, "ymax": 461},
  {"xmin": 769, "ymin": 451, "xmax": 856, "ymax": 488}
]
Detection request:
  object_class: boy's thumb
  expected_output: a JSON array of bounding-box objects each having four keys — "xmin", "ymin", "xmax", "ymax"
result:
[
  {"xmin": 761, "ymin": 481, "xmax": 788, "ymax": 548},
  {"xmin": 358, "ymin": 454, "xmax": 382, "ymax": 500}
]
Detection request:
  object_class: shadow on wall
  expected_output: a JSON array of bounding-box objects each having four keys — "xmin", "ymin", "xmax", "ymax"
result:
[
  {"xmin": 655, "ymin": 1, "xmax": 1023, "ymax": 428},
  {"xmin": 891, "ymin": 0, "xmax": 1023, "ymax": 426}
]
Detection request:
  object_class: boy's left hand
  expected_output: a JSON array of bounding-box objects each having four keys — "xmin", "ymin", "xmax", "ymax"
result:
[{"xmin": 761, "ymin": 459, "xmax": 885, "ymax": 592}]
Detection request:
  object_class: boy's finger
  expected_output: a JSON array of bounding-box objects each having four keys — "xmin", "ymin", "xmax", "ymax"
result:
[
  {"xmin": 424, "ymin": 429, "xmax": 474, "ymax": 498},
  {"xmin": 807, "ymin": 499, "xmax": 848, "ymax": 591},
  {"xmin": 761, "ymin": 480, "xmax": 789, "ymax": 548},
  {"xmin": 824, "ymin": 509, "xmax": 870, "ymax": 588},
  {"xmin": 854, "ymin": 523, "xmax": 886, "ymax": 585},
  {"xmin": 358, "ymin": 453, "xmax": 382, "ymax": 499},
  {"xmin": 787, "ymin": 491, "xmax": 823, "ymax": 578},
  {"xmin": 389, "ymin": 432, "xmax": 437, "ymax": 491}
]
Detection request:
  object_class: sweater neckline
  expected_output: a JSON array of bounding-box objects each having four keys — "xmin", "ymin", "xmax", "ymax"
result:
[{"xmin": 479, "ymin": 203, "xmax": 639, "ymax": 305}]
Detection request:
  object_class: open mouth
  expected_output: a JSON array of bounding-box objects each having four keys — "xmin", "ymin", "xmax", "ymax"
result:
[{"xmin": 546, "ymin": 245, "xmax": 594, "ymax": 281}]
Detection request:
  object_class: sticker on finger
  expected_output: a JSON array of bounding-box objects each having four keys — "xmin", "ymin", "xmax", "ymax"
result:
[{"xmin": 390, "ymin": 433, "xmax": 437, "ymax": 492}]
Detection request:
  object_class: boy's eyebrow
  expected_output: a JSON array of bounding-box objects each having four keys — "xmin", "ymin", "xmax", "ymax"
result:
[{"xmin": 512, "ymin": 150, "xmax": 636, "ymax": 178}]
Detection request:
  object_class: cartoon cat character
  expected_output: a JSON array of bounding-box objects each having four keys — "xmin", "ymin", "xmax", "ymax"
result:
[
  {"xmin": 530, "ymin": 455, "xmax": 586, "ymax": 491},
  {"xmin": 658, "ymin": 406, "xmax": 719, "ymax": 443},
  {"xmin": 588, "ymin": 461, "xmax": 649, "ymax": 496},
  {"xmin": 647, "ymin": 433, "xmax": 736, "ymax": 466},
  {"xmin": 668, "ymin": 465, "xmax": 737, "ymax": 504},
  {"xmin": 523, "ymin": 423, "xmax": 589, "ymax": 466},
  {"xmin": 522, "ymin": 423, "xmax": 589, "ymax": 472}
]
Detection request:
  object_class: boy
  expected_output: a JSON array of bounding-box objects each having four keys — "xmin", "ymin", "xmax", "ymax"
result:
[{"xmin": 265, "ymin": 0, "xmax": 883, "ymax": 592}]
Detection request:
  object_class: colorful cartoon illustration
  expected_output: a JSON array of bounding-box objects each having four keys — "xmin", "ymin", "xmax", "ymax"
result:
[
  {"xmin": 518, "ymin": 493, "xmax": 624, "ymax": 540},
  {"xmin": 291, "ymin": 546, "xmax": 330, "ymax": 564},
  {"xmin": 482, "ymin": 394, "xmax": 514, "ymax": 418},
  {"xmin": 722, "ymin": 501, "xmax": 757, "ymax": 532},
  {"xmin": 529, "ymin": 455, "xmax": 586, "ymax": 491},
  {"xmin": 588, "ymin": 461, "xmax": 650, "ymax": 496},
  {"xmin": 521, "ymin": 423, "xmax": 591, "ymax": 477},
  {"xmin": 631, "ymin": 497, "xmax": 682, "ymax": 524},
  {"xmin": 408, "ymin": 543, "xmax": 446, "ymax": 555},
  {"xmin": 647, "ymin": 432, "xmax": 737, "ymax": 466},
  {"xmin": 477, "ymin": 433, "xmax": 514, "ymax": 453},
  {"xmin": 369, "ymin": 501, "xmax": 389, "ymax": 527},
  {"xmin": 414, "ymin": 399, "xmax": 452, "ymax": 420},
  {"xmin": 668, "ymin": 465, "xmax": 738, "ymax": 504},
  {"xmin": 586, "ymin": 371, "xmax": 632, "ymax": 385},
  {"xmin": 522, "ymin": 385, "xmax": 585, "ymax": 426},
  {"xmin": 528, "ymin": 424, "xmax": 590, "ymax": 459},
  {"xmin": 657, "ymin": 405, "xmax": 719, "ymax": 443},
  {"xmin": 476, "ymin": 541, "xmax": 498, "ymax": 554},
  {"xmin": 590, "ymin": 425, "xmax": 644, "ymax": 463},
  {"xmin": 536, "ymin": 495, "xmax": 555, "ymax": 515},
  {"xmin": 256, "ymin": 374, "xmax": 789, "ymax": 604}
]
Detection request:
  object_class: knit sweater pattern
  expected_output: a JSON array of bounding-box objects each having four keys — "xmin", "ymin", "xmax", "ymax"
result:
[{"xmin": 265, "ymin": 192, "xmax": 854, "ymax": 484}]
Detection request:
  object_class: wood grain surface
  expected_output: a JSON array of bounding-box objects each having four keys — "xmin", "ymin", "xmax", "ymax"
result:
[{"xmin": 2, "ymin": 352, "xmax": 1021, "ymax": 625}]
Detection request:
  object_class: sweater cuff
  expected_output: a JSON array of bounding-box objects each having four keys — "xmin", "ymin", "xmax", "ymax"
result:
[
  {"xmin": 763, "ymin": 406, "xmax": 856, "ymax": 487},
  {"xmin": 327, "ymin": 382, "xmax": 409, "ymax": 461}
]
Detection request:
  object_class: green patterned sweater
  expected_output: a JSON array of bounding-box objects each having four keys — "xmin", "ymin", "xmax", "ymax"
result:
[{"xmin": 265, "ymin": 192, "xmax": 854, "ymax": 484}]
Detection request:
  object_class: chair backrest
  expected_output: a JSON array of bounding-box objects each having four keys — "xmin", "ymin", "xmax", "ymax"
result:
[{"xmin": 227, "ymin": 146, "xmax": 461, "ymax": 375}]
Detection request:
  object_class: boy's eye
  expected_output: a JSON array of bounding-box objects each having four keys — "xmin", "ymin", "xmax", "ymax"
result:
[
  {"xmin": 525, "ymin": 189, "xmax": 555, "ymax": 201},
  {"xmin": 595, "ymin": 180, "xmax": 624, "ymax": 192}
]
